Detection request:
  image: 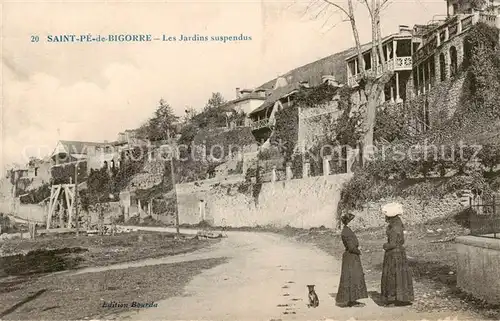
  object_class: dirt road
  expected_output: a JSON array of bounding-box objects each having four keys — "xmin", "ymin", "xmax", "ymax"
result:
[{"xmin": 107, "ymin": 231, "xmax": 477, "ymax": 321}]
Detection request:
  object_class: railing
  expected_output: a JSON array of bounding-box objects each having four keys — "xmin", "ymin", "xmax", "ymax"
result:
[
  {"xmin": 347, "ymin": 56, "xmax": 412, "ymax": 87},
  {"xmin": 479, "ymin": 12, "xmax": 499, "ymax": 26},
  {"xmin": 251, "ymin": 118, "xmax": 272, "ymax": 130},
  {"xmin": 469, "ymin": 202, "xmax": 500, "ymax": 239},
  {"xmin": 414, "ymin": 13, "xmax": 480, "ymax": 64}
]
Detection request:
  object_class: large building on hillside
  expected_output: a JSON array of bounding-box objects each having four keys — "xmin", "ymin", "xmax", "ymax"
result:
[
  {"xmin": 247, "ymin": 48, "xmax": 355, "ymax": 144},
  {"xmin": 243, "ymin": 0, "xmax": 500, "ymax": 148}
]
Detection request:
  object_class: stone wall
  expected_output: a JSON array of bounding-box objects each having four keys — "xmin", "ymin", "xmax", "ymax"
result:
[
  {"xmin": 297, "ymin": 100, "xmax": 342, "ymax": 152},
  {"xmin": 455, "ymin": 236, "xmax": 500, "ymax": 304},
  {"xmin": 427, "ymin": 73, "xmax": 467, "ymax": 129},
  {"xmin": 349, "ymin": 194, "xmax": 464, "ymax": 230},
  {"xmin": 177, "ymin": 173, "xmax": 352, "ymax": 228},
  {"xmin": 175, "ymin": 174, "xmax": 246, "ymax": 225}
]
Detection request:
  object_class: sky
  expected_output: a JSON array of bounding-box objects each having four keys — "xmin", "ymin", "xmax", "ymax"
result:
[{"xmin": 1, "ymin": 0, "xmax": 447, "ymax": 171}]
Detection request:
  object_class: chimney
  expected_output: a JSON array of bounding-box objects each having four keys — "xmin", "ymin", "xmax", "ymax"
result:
[
  {"xmin": 235, "ymin": 87, "xmax": 241, "ymax": 99},
  {"xmin": 399, "ymin": 25, "xmax": 412, "ymax": 34},
  {"xmin": 299, "ymin": 81, "xmax": 310, "ymax": 88}
]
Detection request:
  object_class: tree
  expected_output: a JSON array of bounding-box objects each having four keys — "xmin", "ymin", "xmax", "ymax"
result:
[
  {"xmin": 204, "ymin": 92, "xmax": 227, "ymax": 110},
  {"xmin": 457, "ymin": 0, "xmax": 487, "ymax": 10},
  {"xmin": 139, "ymin": 99, "xmax": 180, "ymax": 142},
  {"xmin": 183, "ymin": 106, "xmax": 198, "ymax": 123},
  {"xmin": 306, "ymin": 0, "xmax": 394, "ymax": 165}
]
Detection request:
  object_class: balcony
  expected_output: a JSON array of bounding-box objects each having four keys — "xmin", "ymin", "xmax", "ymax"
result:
[
  {"xmin": 251, "ymin": 118, "xmax": 272, "ymax": 131},
  {"xmin": 347, "ymin": 56, "xmax": 412, "ymax": 87},
  {"xmin": 413, "ymin": 12, "xmax": 499, "ymax": 65}
]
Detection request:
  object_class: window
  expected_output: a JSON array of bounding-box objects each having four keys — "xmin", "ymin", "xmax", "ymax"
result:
[
  {"xmin": 364, "ymin": 53, "xmax": 371, "ymax": 70},
  {"xmin": 396, "ymin": 40, "xmax": 411, "ymax": 57}
]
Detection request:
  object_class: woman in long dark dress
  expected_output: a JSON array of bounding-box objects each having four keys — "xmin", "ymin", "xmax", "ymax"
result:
[
  {"xmin": 380, "ymin": 202, "xmax": 414, "ymax": 306},
  {"xmin": 335, "ymin": 213, "xmax": 368, "ymax": 307}
]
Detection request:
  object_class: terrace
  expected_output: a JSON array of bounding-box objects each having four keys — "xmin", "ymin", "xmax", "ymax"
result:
[
  {"xmin": 346, "ymin": 31, "xmax": 416, "ymax": 88},
  {"xmin": 414, "ymin": 12, "xmax": 499, "ymax": 66}
]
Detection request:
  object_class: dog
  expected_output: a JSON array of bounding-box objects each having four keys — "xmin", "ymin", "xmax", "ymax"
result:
[{"xmin": 307, "ymin": 285, "xmax": 319, "ymax": 308}]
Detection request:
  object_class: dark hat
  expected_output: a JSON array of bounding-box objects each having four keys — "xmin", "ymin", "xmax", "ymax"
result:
[{"xmin": 341, "ymin": 213, "xmax": 355, "ymax": 225}]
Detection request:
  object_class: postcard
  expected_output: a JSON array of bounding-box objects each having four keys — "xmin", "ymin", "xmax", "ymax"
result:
[{"xmin": 2, "ymin": 0, "xmax": 500, "ymax": 320}]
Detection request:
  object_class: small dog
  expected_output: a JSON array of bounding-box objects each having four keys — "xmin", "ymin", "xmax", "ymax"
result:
[{"xmin": 307, "ymin": 285, "xmax": 319, "ymax": 308}]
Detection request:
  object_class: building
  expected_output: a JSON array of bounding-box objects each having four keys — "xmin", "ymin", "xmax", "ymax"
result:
[
  {"xmin": 247, "ymin": 48, "xmax": 355, "ymax": 145},
  {"xmin": 218, "ymin": 88, "xmax": 268, "ymax": 127},
  {"xmin": 345, "ymin": 25, "xmax": 418, "ymax": 104}
]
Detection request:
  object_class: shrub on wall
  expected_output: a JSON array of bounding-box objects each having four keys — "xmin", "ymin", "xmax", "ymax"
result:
[{"xmin": 273, "ymin": 106, "xmax": 299, "ymax": 161}]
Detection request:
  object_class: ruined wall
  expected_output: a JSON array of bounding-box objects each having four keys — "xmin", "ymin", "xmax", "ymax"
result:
[
  {"xmin": 176, "ymin": 173, "xmax": 352, "ymax": 228},
  {"xmin": 176, "ymin": 174, "xmax": 246, "ymax": 225}
]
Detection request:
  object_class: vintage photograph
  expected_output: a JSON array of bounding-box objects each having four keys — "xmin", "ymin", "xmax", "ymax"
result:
[{"xmin": 1, "ymin": 0, "xmax": 500, "ymax": 320}]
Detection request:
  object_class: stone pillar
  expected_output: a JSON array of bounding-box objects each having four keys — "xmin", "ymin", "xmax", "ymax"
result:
[
  {"xmin": 395, "ymin": 72, "xmax": 402, "ymax": 102},
  {"xmin": 303, "ymin": 161, "xmax": 310, "ymax": 178},
  {"xmin": 199, "ymin": 200, "xmax": 205, "ymax": 221},
  {"xmin": 138, "ymin": 199, "xmax": 142, "ymax": 216},
  {"xmin": 148, "ymin": 200, "xmax": 152, "ymax": 216},
  {"xmin": 323, "ymin": 157, "xmax": 331, "ymax": 176},
  {"xmin": 286, "ymin": 162, "xmax": 293, "ymax": 180},
  {"xmin": 392, "ymin": 39, "xmax": 397, "ymax": 61},
  {"xmin": 422, "ymin": 64, "xmax": 426, "ymax": 94},
  {"xmin": 390, "ymin": 86, "xmax": 395, "ymax": 103},
  {"xmin": 271, "ymin": 166, "xmax": 277, "ymax": 182}
]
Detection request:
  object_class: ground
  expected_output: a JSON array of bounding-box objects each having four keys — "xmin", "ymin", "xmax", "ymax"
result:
[
  {"xmin": 0, "ymin": 231, "xmax": 221, "ymax": 320},
  {"xmin": 285, "ymin": 218, "xmax": 500, "ymax": 320},
  {"xmin": 1, "ymin": 221, "xmax": 499, "ymax": 320}
]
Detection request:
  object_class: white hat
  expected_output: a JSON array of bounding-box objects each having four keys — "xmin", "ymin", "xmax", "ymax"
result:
[{"xmin": 381, "ymin": 202, "xmax": 403, "ymax": 217}]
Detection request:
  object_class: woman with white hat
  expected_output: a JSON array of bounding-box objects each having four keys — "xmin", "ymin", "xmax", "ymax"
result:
[{"xmin": 380, "ymin": 202, "xmax": 414, "ymax": 306}]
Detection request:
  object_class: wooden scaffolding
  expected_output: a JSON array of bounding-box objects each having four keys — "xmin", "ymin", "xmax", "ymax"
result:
[{"xmin": 46, "ymin": 184, "xmax": 76, "ymax": 229}]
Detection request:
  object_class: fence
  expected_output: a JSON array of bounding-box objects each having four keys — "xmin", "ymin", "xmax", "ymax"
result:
[{"xmin": 469, "ymin": 200, "xmax": 500, "ymax": 239}]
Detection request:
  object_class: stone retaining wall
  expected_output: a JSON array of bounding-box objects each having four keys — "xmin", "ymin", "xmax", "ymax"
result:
[{"xmin": 455, "ymin": 235, "xmax": 500, "ymax": 304}]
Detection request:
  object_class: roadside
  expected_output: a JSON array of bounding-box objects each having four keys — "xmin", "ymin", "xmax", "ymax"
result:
[
  {"xmin": 0, "ymin": 231, "xmax": 222, "ymax": 320},
  {"xmin": 285, "ymin": 217, "xmax": 500, "ymax": 320},
  {"xmin": 0, "ymin": 257, "xmax": 227, "ymax": 320}
]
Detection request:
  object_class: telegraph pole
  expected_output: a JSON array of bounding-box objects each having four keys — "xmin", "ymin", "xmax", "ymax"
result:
[
  {"xmin": 74, "ymin": 161, "xmax": 79, "ymax": 237},
  {"xmin": 167, "ymin": 128, "xmax": 179, "ymax": 236}
]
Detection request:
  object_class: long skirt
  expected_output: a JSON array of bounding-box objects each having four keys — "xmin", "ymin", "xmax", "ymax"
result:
[
  {"xmin": 381, "ymin": 248, "xmax": 414, "ymax": 303},
  {"xmin": 335, "ymin": 251, "xmax": 368, "ymax": 304}
]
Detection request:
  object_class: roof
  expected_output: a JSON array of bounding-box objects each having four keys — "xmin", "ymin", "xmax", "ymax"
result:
[
  {"xmin": 250, "ymin": 47, "xmax": 356, "ymax": 115},
  {"xmin": 344, "ymin": 33, "xmax": 415, "ymax": 60},
  {"xmin": 53, "ymin": 140, "xmax": 111, "ymax": 156},
  {"xmin": 257, "ymin": 47, "xmax": 355, "ymax": 92},
  {"xmin": 249, "ymin": 83, "xmax": 301, "ymax": 115},
  {"xmin": 219, "ymin": 92, "xmax": 267, "ymax": 112}
]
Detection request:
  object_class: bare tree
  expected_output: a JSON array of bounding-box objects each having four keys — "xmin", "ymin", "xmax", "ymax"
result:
[{"xmin": 306, "ymin": 0, "xmax": 394, "ymax": 163}]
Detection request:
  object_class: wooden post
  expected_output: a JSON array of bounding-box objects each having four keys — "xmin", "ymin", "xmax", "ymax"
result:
[
  {"xmin": 285, "ymin": 162, "xmax": 292, "ymax": 180},
  {"xmin": 75, "ymin": 162, "xmax": 80, "ymax": 237}
]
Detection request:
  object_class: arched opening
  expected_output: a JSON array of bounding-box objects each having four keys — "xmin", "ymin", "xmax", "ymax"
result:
[
  {"xmin": 449, "ymin": 46, "xmax": 458, "ymax": 76},
  {"xmin": 439, "ymin": 53, "xmax": 446, "ymax": 81}
]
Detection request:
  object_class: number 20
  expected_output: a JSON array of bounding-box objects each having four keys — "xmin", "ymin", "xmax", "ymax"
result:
[{"xmin": 31, "ymin": 35, "xmax": 39, "ymax": 42}]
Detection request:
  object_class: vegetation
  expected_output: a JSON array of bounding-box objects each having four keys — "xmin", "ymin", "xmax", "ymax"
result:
[
  {"xmin": 137, "ymin": 99, "xmax": 179, "ymax": 142},
  {"xmin": 338, "ymin": 23, "xmax": 500, "ymax": 212}
]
